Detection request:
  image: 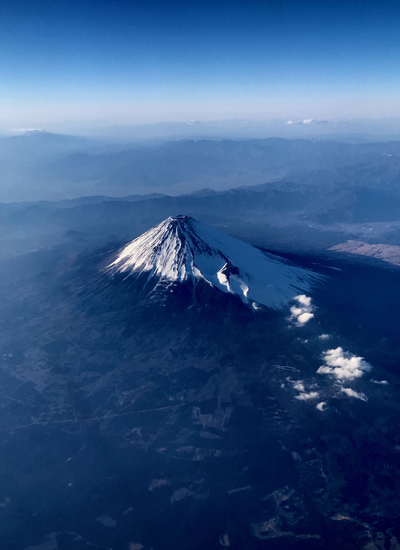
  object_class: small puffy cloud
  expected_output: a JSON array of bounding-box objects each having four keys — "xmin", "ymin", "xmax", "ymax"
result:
[
  {"xmin": 316, "ymin": 402, "xmax": 327, "ymax": 411},
  {"xmin": 290, "ymin": 295, "xmax": 314, "ymax": 326},
  {"xmin": 292, "ymin": 380, "xmax": 319, "ymax": 401},
  {"xmin": 318, "ymin": 334, "xmax": 330, "ymax": 340},
  {"xmin": 293, "ymin": 381, "xmax": 305, "ymax": 392},
  {"xmin": 317, "ymin": 347, "xmax": 372, "ymax": 381},
  {"xmin": 298, "ymin": 312, "xmax": 314, "ymax": 324},
  {"xmin": 371, "ymin": 379, "xmax": 388, "ymax": 385},
  {"xmin": 341, "ymin": 387, "xmax": 367, "ymax": 401},
  {"xmin": 295, "ymin": 391, "xmax": 319, "ymax": 401},
  {"xmin": 296, "ymin": 295, "xmax": 312, "ymax": 307}
]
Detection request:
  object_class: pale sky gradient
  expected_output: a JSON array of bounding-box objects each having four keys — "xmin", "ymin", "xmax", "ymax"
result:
[{"xmin": 1, "ymin": 0, "xmax": 400, "ymax": 129}]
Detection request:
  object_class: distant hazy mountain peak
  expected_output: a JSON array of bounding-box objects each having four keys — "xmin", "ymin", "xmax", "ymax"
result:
[
  {"xmin": 12, "ymin": 128, "xmax": 47, "ymax": 136},
  {"xmin": 108, "ymin": 216, "xmax": 317, "ymax": 309}
]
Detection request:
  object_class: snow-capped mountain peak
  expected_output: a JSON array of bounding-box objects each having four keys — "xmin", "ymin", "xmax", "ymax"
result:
[{"xmin": 107, "ymin": 216, "xmax": 318, "ymax": 309}]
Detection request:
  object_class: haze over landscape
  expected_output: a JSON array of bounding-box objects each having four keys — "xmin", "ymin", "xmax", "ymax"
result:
[{"xmin": 2, "ymin": 1, "xmax": 400, "ymax": 549}]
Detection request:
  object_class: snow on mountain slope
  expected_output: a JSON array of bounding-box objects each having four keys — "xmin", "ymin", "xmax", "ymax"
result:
[{"xmin": 107, "ymin": 216, "xmax": 318, "ymax": 309}]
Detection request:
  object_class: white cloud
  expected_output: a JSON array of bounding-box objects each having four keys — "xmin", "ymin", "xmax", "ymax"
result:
[
  {"xmin": 371, "ymin": 379, "xmax": 388, "ymax": 385},
  {"xmin": 292, "ymin": 380, "xmax": 319, "ymax": 401},
  {"xmin": 316, "ymin": 401, "xmax": 327, "ymax": 411},
  {"xmin": 296, "ymin": 295, "xmax": 312, "ymax": 307},
  {"xmin": 286, "ymin": 119, "xmax": 335, "ymax": 125},
  {"xmin": 293, "ymin": 381, "xmax": 305, "ymax": 392},
  {"xmin": 297, "ymin": 312, "xmax": 314, "ymax": 324},
  {"xmin": 290, "ymin": 295, "xmax": 314, "ymax": 326},
  {"xmin": 341, "ymin": 387, "xmax": 367, "ymax": 401},
  {"xmin": 317, "ymin": 347, "xmax": 372, "ymax": 381},
  {"xmin": 295, "ymin": 391, "xmax": 319, "ymax": 401},
  {"xmin": 318, "ymin": 334, "xmax": 330, "ymax": 340}
]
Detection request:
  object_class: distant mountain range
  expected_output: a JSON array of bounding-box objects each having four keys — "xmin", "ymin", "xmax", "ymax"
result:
[
  {"xmin": 1, "ymin": 131, "xmax": 400, "ymax": 201},
  {"xmin": 2, "ymin": 180, "xmax": 400, "ymax": 261}
]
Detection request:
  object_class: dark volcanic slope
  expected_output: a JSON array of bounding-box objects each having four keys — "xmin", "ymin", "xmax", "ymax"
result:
[{"xmin": 0, "ymin": 242, "xmax": 400, "ymax": 550}]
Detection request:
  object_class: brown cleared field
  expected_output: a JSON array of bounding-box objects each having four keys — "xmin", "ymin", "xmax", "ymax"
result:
[{"xmin": 330, "ymin": 240, "xmax": 400, "ymax": 267}]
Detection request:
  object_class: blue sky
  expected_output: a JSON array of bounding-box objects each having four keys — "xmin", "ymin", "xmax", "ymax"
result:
[{"xmin": 1, "ymin": 0, "xmax": 400, "ymax": 128}]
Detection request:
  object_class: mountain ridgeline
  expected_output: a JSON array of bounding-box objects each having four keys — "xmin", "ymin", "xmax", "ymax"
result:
[{"xmin": 2, "ymin": 131, "xmax": 400, "ymax": 201}]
